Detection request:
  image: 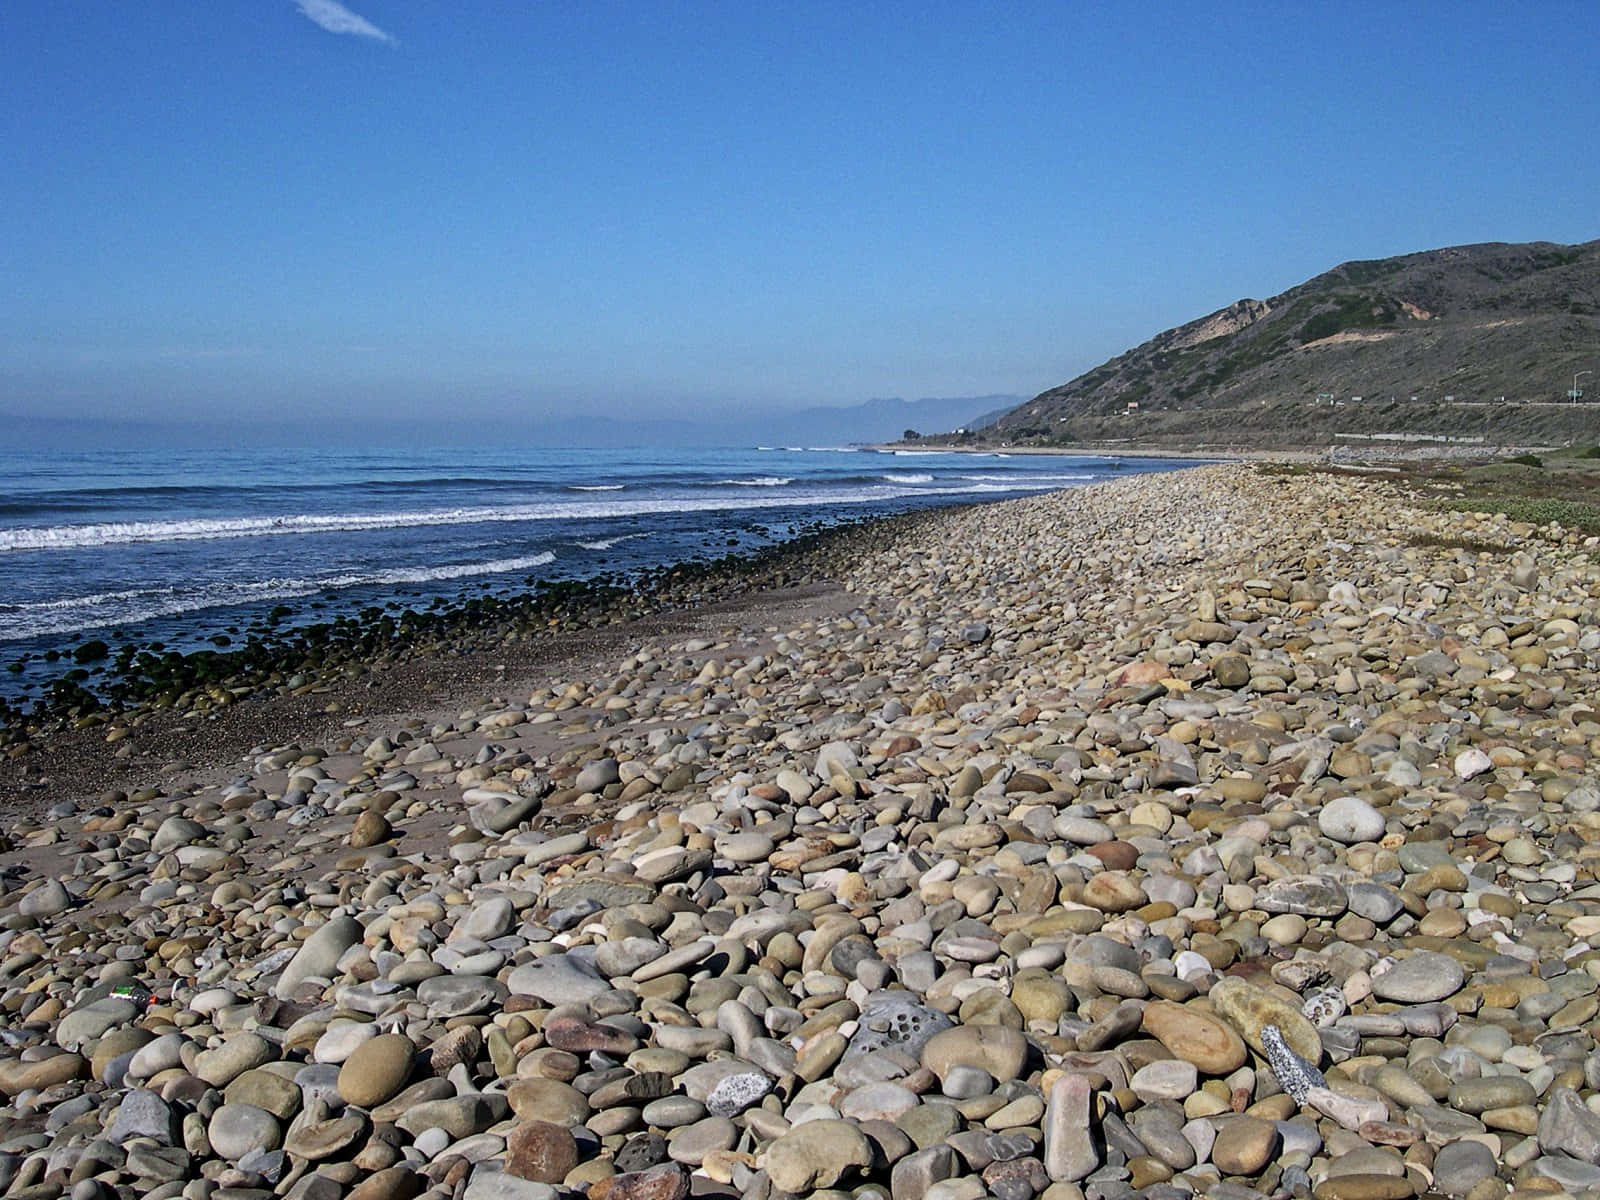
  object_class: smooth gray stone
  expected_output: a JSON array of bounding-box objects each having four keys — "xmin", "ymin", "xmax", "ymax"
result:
[
  {"xmin": 1043, "ymin": 1074, "xmax": 1099, "ymax": 1183},
  {"xmin": 469, "ymin": 794, "xmax": 542, "ymax": 835},
  {"xmin": 274, "ymin": 916, "xmax": 363, "ymax": 1000},
  {"xmin": 1396, "ymin": 1002, "xmax": 1456, "ymax": 1038},
  {"xmin": 1529, "ymin": 1156, "xmax": 1600, "ymax": 1189},
  {"xmin": 1449, "ymin": 1076, "xmax": 1535, "ymax": 1114},
  {"xmin": 57, "ymin": 997, "xmax": 138, "ymax": 1053},
  {"xmin": 151, "ymin": 817, "xmax": 208, "ymax": 854},
  {"xmin": 105, "ymin": 1090, "xmax": 179, "ymax": 1146},
  {"xmin": 1397, "ymin": 842, "xmax": 1457, "ymax": 873},
  {"xmin": 1432, "ymin": 1140, "xmax": 1498, "ymax": 1197},
  {"xmin": 574, "ymin": 758, "xmax": 620, "ymax": 793},
  {"xmin": 1073, "ymin": 935, "xmax": 1142, "ymax": 974},
  {"xmin": 1345, "ymin": 883, "xmax": 1405, "ymax": 923},
  {"xmin": 665, "ymin": 1115, "xmax": 737, "ymax": 1165},
  {"xmin": 892, "ymin": 1145, "xmax": 959, "ymax": 1199},
  {"xmin": 504, "ymin": 956, "xmax": 609, "ymax": 1005},
  {"xmin": 1408, "ymin": 1105, "xmax": 1486, "ymax": 1143},
  {"xmin": 540, "ymin": 879, "xmax": 656, "ymax": 910},
  {"xmin": 640, "ymin": 1097, "xmax": 704, "ymax": 1128},
  {"xmin": 19, "ymin": 880, "xmax": 72, "ymax": 919},
  {"xmin": 593, "ymin": 937, "xmax": 667, "ymax": 978},
  {"xmin": 124, "ymin": 1145, "xmax": 190, "ymax": 1184},
  {"xmin": 1372, "ymin": 952, "xmax": 1465, "ymax": 1003},
  {"xmin": 395, "ymin": 1095, "xmax": 507, "ymax": 1139},
  {"xmin": 1540, "ymin": 1087, "xmax": 1600, "ymax": 1163},
  {"xmin": 416, "ymin": 975, "xmax": 505, "ymax": 1017},
  {"xmin": 206, "ymin": 1104, "xmax": 282, "ymax": 1161},
  {"xmin": 461, "ymin": 1171, "xmax": 558, "ymax": 1200},
  {"xmin": 456, "ymin": 896, "xmax": 516, "ymax": 940},
  {"xmin": 1128, "ymin": 1111, "xmax": 1195, "ymax": 1171}
]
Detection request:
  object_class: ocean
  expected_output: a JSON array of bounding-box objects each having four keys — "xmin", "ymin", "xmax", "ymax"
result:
[{"xmin": 0, "ymin": 444, "xmax": 1192, "ymax": 707}]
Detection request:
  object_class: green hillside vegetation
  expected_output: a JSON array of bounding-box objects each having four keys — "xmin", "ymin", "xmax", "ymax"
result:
[{"xmin": 955, "ymin": 239, "xmax": 1600, "ymax": 451}]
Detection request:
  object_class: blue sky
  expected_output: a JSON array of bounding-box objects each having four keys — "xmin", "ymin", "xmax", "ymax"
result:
[{"xmin": 2, "ymin": 2, "xmax": 1597, "ymax": 439}]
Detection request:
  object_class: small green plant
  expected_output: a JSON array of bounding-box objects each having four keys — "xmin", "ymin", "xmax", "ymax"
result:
[
  {"xmin": 1444, "ymin": 496, "xmax": 1600, "ymax": 535},
  {"xmin": 1406, "ymin": 532, "xmax": 1512, "ymax": 554},
  {"xmin": 1297, "ymin": 293, "xmax": 1400, "ymax": 343},
  {"xmin": 1508, "ymin": 453, "xmax": 1544, "ymax": 468}
]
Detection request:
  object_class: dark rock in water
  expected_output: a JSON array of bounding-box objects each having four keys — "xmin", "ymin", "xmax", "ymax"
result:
[
  {"xmin": 844, "ymin": 994, "xmax": 955, "ymax": 1061},
  {"xmin": 73, "ymin": 640, "xmax": 110, "ymax": 664}
]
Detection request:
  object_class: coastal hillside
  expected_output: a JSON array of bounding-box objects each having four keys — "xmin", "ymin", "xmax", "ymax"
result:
[{"xmin": 976, "ymin": 238, "xmax": 1600, "ymax": 450}]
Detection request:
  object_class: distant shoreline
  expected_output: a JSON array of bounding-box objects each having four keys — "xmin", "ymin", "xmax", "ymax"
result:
[
  {"xmin": 864, "ymin": 441, "xmax": 1262, "ymax": 461},
  {"xmin": 865, "ymin": 437, "xmax": 1567, "ymax": 462}
]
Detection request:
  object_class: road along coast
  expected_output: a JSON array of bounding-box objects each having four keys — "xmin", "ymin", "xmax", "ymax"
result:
[{"xmin": 2, "ymin": 463, "xmax": 1600, "ymax": 1200}]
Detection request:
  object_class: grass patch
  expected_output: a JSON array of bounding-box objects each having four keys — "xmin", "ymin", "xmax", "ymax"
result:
[
  {"xmin": 1406, "ymin": 532, "xmax": 1514, "ymax": 554},
  {"xmin": 1442, "ymin": 496, "xmax": 1600, "ymax": 535}
]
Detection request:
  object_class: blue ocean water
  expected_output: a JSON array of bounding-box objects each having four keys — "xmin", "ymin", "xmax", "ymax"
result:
[{"xmin": 0, "ymin": 444, "xmax": 1190, "ymax": 701}]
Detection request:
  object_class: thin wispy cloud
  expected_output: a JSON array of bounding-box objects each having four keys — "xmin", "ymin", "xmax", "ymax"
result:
[{"xmin": 294, "ymin": 0, "xmax": 397, "ymax": 45}]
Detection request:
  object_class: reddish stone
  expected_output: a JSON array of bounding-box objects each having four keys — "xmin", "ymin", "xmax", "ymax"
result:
[
  {"xmin": 1358, "ymin": 1120, "xmax": 1420, "ymax": 1147},
  {"xmin": 1005, "ymin": 772, "xmax": 1053, "ymax": 794},
  {"xmin": 984, "ymin": 1157, "xmax": 1048, "ymax": 1195},
  {"xmin": 542, "ymin": 1014, "xmax": 638, "ymax": 1055},
  {"xmin": 1087, "ymin": 840, "xmax": 1139, "ymax": 870},
  {"xmin": 347, "ymin": 1167, "xmax": 425, "ymax": 1200},
  {"xmin": 508, "ymin": 1120, "xmax": 579, "ymax": 1184},
  {"xmin": 589, "ymin": 1163, "xmax": 690, "ymax": 1200},
  {"xmin": 1117, "ymin": 660, "xmax": 1168, "ymax": 685}
]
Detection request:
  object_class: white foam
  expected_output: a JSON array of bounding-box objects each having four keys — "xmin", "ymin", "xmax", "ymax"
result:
[
  {"xmin": 576, "ymin": 533, "xmax": 648, "ymax": 551},
  {"xmin": 1, "ymin": 476, "xmax": 1093, "ymax": 554},
  {"xmin": 0, "ymin": 553, "xmax": 556, "ymax": 641},
  {"xmin": 881, "ymin": 472, "xmax": 934, "ymax": 484},
  {"xmin": 568, "ymin": 484, "xmax": 625, "ymax": 491},
  {"xmin": 717, "ymin": 476, "xmax": 793, "ymax": 487},
  {"xmin": 961, "ymin": 472, "xmax": 1093, "ymax": 482}
]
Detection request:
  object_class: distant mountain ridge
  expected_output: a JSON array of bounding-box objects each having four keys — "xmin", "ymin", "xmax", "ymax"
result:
[
  {"xmin": 747, "ymin": 394, "xmax": 1017, "ymax": 445},
  {"xmin": 972, "ymin": 238, "xmax": 1600, "ymax": 449},
  {"xmin": 5, "ymin": 394, "xmax": 1022, "ymax": 451}
]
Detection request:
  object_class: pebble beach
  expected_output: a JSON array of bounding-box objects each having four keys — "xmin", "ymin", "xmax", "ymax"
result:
[{"xmin": 5, "ymin": 461, "xmax": 1600, "ymax": 1200}]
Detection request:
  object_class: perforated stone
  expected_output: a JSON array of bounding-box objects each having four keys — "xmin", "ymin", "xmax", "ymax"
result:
[
  {"xmin": 1301, "ymin": 987, "xmax": 1347, "ymax": 1029},
  {"xmin": 843, "ymin": 994, "xmax": 955, "ymax": 1061}
]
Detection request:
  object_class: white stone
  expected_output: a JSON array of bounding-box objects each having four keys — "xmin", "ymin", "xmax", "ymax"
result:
[{"xmin": 1318, "ymin": 795, "xmax": 1385, "ymax": 844}]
